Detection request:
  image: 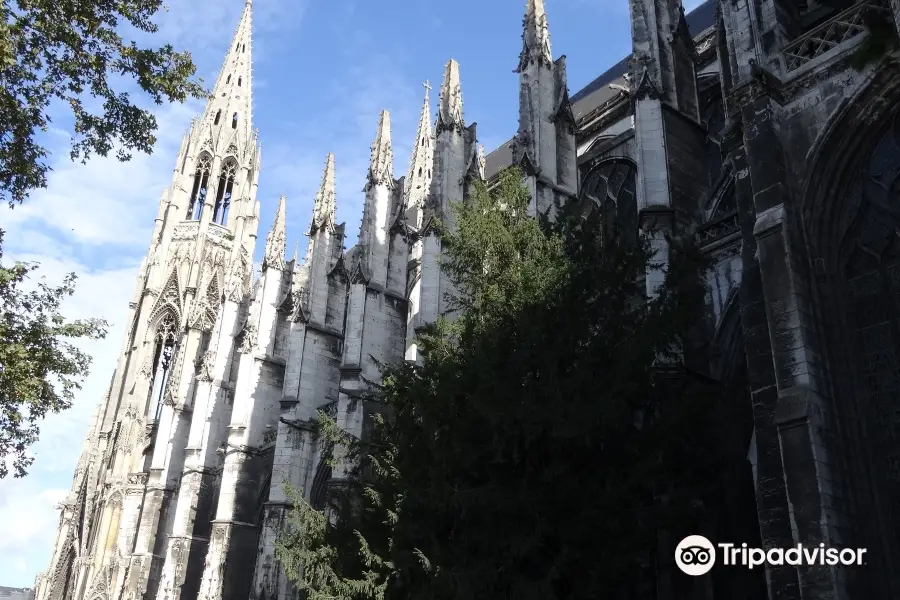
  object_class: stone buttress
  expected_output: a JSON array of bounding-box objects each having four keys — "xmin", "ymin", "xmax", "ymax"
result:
[
  {"xmin": 405, "ymin": 60, "xmax": 480, "ymax": 362},
  {"xmin": 511, "ymin": 0, "xmax": 578, "ymax": 218},
  {"xmin": 250, "ymin": 154, "xmax": 348, "ymax": 600},
  {"xmin": 337, "ymin": 111, "xmax": 408, "ymax": 472}
]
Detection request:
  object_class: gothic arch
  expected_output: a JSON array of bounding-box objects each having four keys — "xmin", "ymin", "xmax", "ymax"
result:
[
  {"xmin": 802, "ymin": 58, "xmax": 900, "ymax": 262},
  {"xmin": 149, "ymin": 268, "xmax": 183, "ymax": 330},
  {"xmin": 187, "ymin": 152, "xmax": 214, "ymax": 220},
  {"xmin": 578, "ymin": 158, "xmax": 638, "ymax": 246},
  {"xmin": 212, "ymin": 157, "xmax": 239, "ymax": 226},
  {"xmin": 799, "ymin": 59, "xmax": 900, "ymax": 596}
]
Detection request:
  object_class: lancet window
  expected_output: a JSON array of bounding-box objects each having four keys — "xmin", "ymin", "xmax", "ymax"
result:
[
  {"xmin": 232, "ymin": 112, "xmax": 238, "ymax": 129},
  {"xmin": 214, "ymin": 159, "xmax": 238, "ymax": 226},
  {"xmin": 187, "ymin": 154, "xmax": 213, "ymax": 220},
  {"xmin": 214, "ymin": 110, "xmax": 221, "ymax": 125},
  {"xmin": 149, "ymin": 312, "xmax": 179, "ymax": 421}
]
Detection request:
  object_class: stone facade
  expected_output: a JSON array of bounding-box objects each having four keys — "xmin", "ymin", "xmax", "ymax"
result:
[{"xmin": 37, "ymin": 0, "xmax": 900, "ymax": 599}]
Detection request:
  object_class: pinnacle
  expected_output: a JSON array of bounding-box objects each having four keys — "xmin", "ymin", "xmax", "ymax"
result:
[
  {"xmin": 518, "ymin": 0, "xmax": 553, "ymax": 72},
  {"xmin": 406, "ymin": 84, "xmax": 433, "ymax": 184},
  {"xmin": 368, "ymin": 111, "xmax": 393, "ymax": 186},
  {"xmin": 313, "ymin": 153, "xmax": 336, "ymax": 231},
  {"xmin": 263, "ymin": 196, "xmax": 286, "ymax": 270},
  {"xmin": 438, "ymin": 59, "xmax": 463, "ymax": 131}
]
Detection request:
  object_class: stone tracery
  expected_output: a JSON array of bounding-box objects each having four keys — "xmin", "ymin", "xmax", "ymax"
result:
[{"xmin": 579, "ymin": 158, "xmax": 638, "ymax": 246}]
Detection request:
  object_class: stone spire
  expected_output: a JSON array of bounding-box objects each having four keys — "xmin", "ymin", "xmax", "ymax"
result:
[
  {"xmin": 437, "ymin": 59, "xmax": 463, "ymax": 133},
  {"xmin": 368, "ymin": 111, "xmax": 394, "ymax": 187},
  {"xmin": 201, "ymin": 0, "xmax": 254, "ymax": 142},
  {"xmin": 312, "ymin": 153, "xmax": 337, "ymax": 232},
  {"xmin": 518, "ymin": 0, "xmax": 553, "ymax": 72},
  {"xmin": 358, "ymin": 112, "xmax": 394, "ymax": 286},
  {"xmin": 263, "ymin": 195, "xmax": 286, "ymax": 271},
  {"xmin": 405, "ymin": 82, "xmax": 434, "ymax": 226}
]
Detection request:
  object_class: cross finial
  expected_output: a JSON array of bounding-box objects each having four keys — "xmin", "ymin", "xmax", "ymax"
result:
[{"xmin": 423, "ymin": 80, "xmax": 432, "ymax": 92}]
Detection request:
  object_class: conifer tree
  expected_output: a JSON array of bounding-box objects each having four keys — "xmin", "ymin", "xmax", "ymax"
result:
[{"xmin": 277, "ymin": 168, "xmax": 737, "ymax": 599}]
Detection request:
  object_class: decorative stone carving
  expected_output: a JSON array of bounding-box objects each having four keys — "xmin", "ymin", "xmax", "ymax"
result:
[
  {"xmin": 127, "ymin": 473, "xmax": 148, "ymax": 486},
  {"xmin": 172, "ymin": 222, "xmax": 199, "ymax": 241},
  {"xmin": 196, "ymin": 350, "xmax": 216, "ymax": 382},
  {"xmin": 238, "ymin": 322, "xmax": 258, "ymax": 354},
  {"xmin": 224, "ymin": 248, "xmax": 250, "ymax": 302}
]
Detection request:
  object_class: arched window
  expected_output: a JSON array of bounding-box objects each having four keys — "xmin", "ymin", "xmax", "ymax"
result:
[
  {"xmin": 238, "ymin": 77, "xmax": 242, "ymax": 87},
  {"xmin": 214, "ymin": 160, "xmax": 238, "ymax": 226},
  {"xmin": 149, "ymin": 312, "xmax": 178, "ymax": 421},
  {"xmin": 242, "ymin": 44, "xmax": 246, "ymax": 53},
  {"xmin": 232, "ymin": 113, "xmax": 238, "ymax": 129},
  {"xmin": 836, "ymin": 114, "xmax": 900, "ymax": 523},
  {"xmin": 418, "ymin": 167, "xmax": 422, "ymax": 176},
  {"xmin": 579, "ymin": 159, "xmax": 638, "ymax": 247},
  {"xmin": 214, "ymin": 110, "xmax": 221, "ymax": 125},
  {"xmin": 226, "ymin": 74, "xmax": 231, "ymax": 84},
  {"xmin": 187, "ymin": 154, "xmax": 213, "ymax": 220}
]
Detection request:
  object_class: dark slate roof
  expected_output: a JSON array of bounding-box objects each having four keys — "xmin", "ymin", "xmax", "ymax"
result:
[{"xmin": 485, "ymin": 0, "xmax": 718, "ymax": 179}]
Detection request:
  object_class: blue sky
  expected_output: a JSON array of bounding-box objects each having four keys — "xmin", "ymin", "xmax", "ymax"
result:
[{"xmin": 0, "ymin": 0, "xmax": 704, "ymax": 587}]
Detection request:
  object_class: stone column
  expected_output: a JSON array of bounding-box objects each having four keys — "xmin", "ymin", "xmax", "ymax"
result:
[
  {"xmin": 196, "ymin": 261, "xmax": 283, "ymax": 600},
  {"xmin": 739, "ymin": 91, "xmax": 845, "ymax": 600},
  {"xmin": 729, "ymin": 142, "xmax": 801, "ymax": 600}
]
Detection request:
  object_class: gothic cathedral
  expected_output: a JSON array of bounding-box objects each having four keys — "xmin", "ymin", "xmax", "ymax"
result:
[{"xmin": 36, "ymin": 0, "xmax": 900, "ymax": 599}]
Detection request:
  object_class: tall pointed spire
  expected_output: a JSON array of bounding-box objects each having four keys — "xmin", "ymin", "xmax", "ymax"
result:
[
  {"xmin": 437, "ymin": 60, "xmax": 463, "ymax": 133},
  {"xmin": 368, "ymin": 111, "xmax": 394, "ymax": 187},
  {"xmin": 407, "ymin": 82, "xmax": 432, "ymax": 183},
  {"xmin": 517, "ymin": 0, "xmax": 553, "ymax": 72},
  {"xmin": 202, "ymin": 0, "xmax": 254, "ymax": 143},
  {"xmin": 263, "ymin": 196, "xmax": 286, "ymax": 271},
  {"xmin": 312, "ymin": 153, "xmax": 336, "ymax": 232},
  {"xmin": 405, "ymin": 82, "xmax": 434, "ymax": 223}
]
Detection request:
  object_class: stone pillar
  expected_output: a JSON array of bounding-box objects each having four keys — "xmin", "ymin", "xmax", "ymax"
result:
[
  {"xmin": 196, "ymin": 260, "xmax": 283, "ymax": 600},
  {"xmin": 739, "ymin": 92, "xmax": 845, "ymax": 599},
  {"xmin": 729, "ymin": 142, "xmax": 801, "ymax": 600}
]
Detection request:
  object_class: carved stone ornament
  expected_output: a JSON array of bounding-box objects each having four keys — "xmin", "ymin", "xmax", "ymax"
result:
[
  {"xmin": 196, "ymin": 350, "xmax": 216, "ymax": 382},
  {"xmin": 127, "ymin": 472, "xmax": 148, "ymax": 486},
  {"xmin": 190, "ymin": 274, "xmax": 221, "ymax": 332},
  {"xmin": 224, "ymin": 250, "xmax": 249, "ymax": 302},
  {"xmin": 172, "ymin": 222, "xmax": 199, "ymax": 241},
  {"xmin": 137, "ymin": 352, "xmax": 155, "ymax": 381},
  {"xmin": 238, "ymin": 322, "xmax": 258, "ymax": 354}
]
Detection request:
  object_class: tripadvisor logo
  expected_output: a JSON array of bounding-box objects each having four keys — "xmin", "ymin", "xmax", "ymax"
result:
[
  {"xmin": 674, "ymin": 535, "xmax": 868, "ymax": 576},
  {"xmin": 675, "ymin": 535, "xmax": 716, "ymax": 576}
]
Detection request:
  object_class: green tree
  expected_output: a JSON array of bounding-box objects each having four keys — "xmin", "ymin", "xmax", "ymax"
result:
[
  {"xmin": 0, "ymin": 0, "xmax": 206, "ymax": 208},
  {"xmin": 277, "ymin": 168, "xmax": 735, "ymax": 599},
  {"xmin": 0, "ymin": 233, "xmax": 107, "ymax": 478}
]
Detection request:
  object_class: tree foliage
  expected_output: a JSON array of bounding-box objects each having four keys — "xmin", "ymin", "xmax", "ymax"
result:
[
  {"xmin": 0, "ymin": 0, "xmax": 206, "ymax": 208},
  {"xmin": 0, "ymin": 233, "xmax": 107, "ymax": 478},
  {"xmin": 277, "ymin": 168, "xmax": 740, "ymax": 598}
]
